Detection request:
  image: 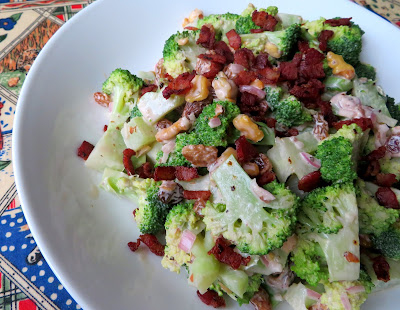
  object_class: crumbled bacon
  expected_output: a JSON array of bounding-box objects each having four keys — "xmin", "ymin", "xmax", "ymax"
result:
[
  {"xmin": 364, "ymin": 146, "xmax": 387, "ymax": 161},
  {"xmin": 303, "ymin": 48, "xmax": 325, "ymax": 65},
  {"xmin": 198, "ymin": 53, "xmax": 226, "ymax": 64},
  {"xmin": 318, "ymin": 30, "xmax": 334, "ymax": 51},
  {"xmin": 376, "ymin": 173, "xmax": 398, "ymax": 187},
  {"xmin": 136, "ymin": 162, "xmax": 154, "ymax": 179},
  {"xmin": 77, "ymin": 141, "xmax": 94, "ymax": 161},
  {"xmin": 254, "ymin": 53, "xmax": 270, "ymax": 70},
  {"xmin": 324, "ymin": 17, "xmax": 352, "ymax": 27},
  {"xmin": 250, "ymin": 288, "xmax": 272, "ymax": 310},
  {"xmin": 226, "ymin": 29, "xmax": 242, "ymax": 50},
  {"xmin": 234, "ymin": 70, "xmax": 257, "ymax": 86},
  {"xmin": 265, "ymin": 118, "xmax": 277, "ymax": 128},
  {"xmin": 103, "ymin": 125, "xmax": 108, "ymax": 132},
  {"xmin": 140, "ymin": 84, "xmax": 158, "ymax": 97},
  {"xmin": 376, "ymin": 187, "xmax": 400, "ymax": 209},
  {"xmin": 197, "ymin": 25, "xmax": 216, "ymax": 49},
  {"xmin": 318, "ymin": 100, "xmax": 338, "ymax": 126},
  {"xmin": 197, "ymin": 290, "xmax": 226, "ymax": 308},
  {"xmin": 298, "ymin": 171, "xmax": 322, "ymax": 192},
  {"xmin": 193, "ymin": 199, "xmax": 207, "ymax": 215},
  {"xmin": 183, "ymin": 190, "xmax": 211, "ymax": 201},
  {"xmin": 276, "ymin": 128, "xmax": 299, "ymax": 138},
  {"xmin": 372, "ymin": 255, "xmax": 390, "ymax": 282},
  {"xmin": 344, "ymin": 251, "xmax": 360, "ymax": 263},
  {"xmin": 258, "ymin": 67, "xmax": 280, "ymax": 84},
  {"xmin": 234, "ymin": 48, "xmax": 255, "ymax": 70},
  {"xmin": 214, "ymin": 41, "xmax": 234, "ymax": 64},
  {"xmin": 235, "ymin": 136, "xmax": 259, "ymax": 163},
  {"xmin": 251, "ymin": 10, "xmax": 278, "ymax": 31},
  {"xmin": 250, "ymin": 28, "xmax": 264, "ymax": 33},
  {"xmin": 175, "ymin": 166, "xmax": 199, "ymax": 181},
  {"xmin": 162, "ymin": 72, "xmax": 196, "ymax": 99},
  {"xmin": 122, "ymin": 148, "xmax": 136, "ymax": 176},
  {"xmin": 290, "ymin": 79, "xmax": 324, "ymax": 100},
  {"xmin": 333, "ymin": 118, "xmax": 373, "ymax": 131},
  {"xmin": 298, "ymin": 41, "xmax": 311, "ymax": 53},
  {"xmin": 154, "ymin": 166, "xmax": 176, "ymax": 181},
  {"xmin": 257, "ymin": 171, "xmax": 276, "ymax": 186},
  {"xmin": 203, "ymin": 61, "xmax": 224, "ymax": 79},
  {"xmin": 208, "ymin": 236, "xmax": 251, "ymax": 270},
  {"xmin": 128, "ymin": 234, "xmax": 165, "ymax": 256}
]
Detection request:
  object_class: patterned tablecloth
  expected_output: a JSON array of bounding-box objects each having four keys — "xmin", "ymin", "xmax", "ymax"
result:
[{"xmin": 0, "ymin": 1, "xmax": 398, "ymax": 309}]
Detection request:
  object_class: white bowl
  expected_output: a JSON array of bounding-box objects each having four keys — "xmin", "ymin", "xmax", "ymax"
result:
[{"xmin": 13, "ymin": 0, "xmax": 400, "ymax": 309}]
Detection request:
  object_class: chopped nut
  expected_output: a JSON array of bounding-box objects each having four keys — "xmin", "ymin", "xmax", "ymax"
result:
[
  {"xmin": 156, "ymin": 119, "xmax": 173, "ymax": 131},
  {"xmin": 177, "ymin": 37, "xmax": 189, "ymax": 46},
  {"xmin": 182, "ymin": 144, "xmax": 218, "ymax": 167},
  {"xmin": 156, "ymin": 117, "xmax": 191, "ymax": 142},
  {"xmin": 185, "ymin": 75, "xmax": 210, "ymax": 103},
  {"xmin": 243, "ymin": 162, "xmax": 260, "ymax": 177},
  {"xmin": 233, "ymin": 114, "xmax": 264, "ymax": 142},
  {"xmin": 212, "ymin": 71, "xmax": 238, "ymax": 102}
]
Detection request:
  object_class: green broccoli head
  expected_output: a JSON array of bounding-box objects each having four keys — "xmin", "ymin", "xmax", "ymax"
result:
[
  {"xmin": 130, "ymin": 105, "xmax": 143, "ymax": 118},
  {"xmin": 102, "ymin": 68, "xmax": 144, "ymax": 115},
  {"xmin": 359, "ymin": 268, "xmax": 375, "ymax": 294},
  {"xmin": 323, "ymin": 57, "xmax": 333, "ymax": 76},
  {"xmin": 134, "ymin": 179, "xmax": 171, "ymax": 234},
  {"xmin": 299, "ymin": 182, "xmax": 357, "ymax": 234},
  {"xmin": 235, "ymin": 5, "xmax": 280, "ymax": 34},
  {"xmin": 291, "ymin": 238, "xmax": 329, "ymax": 286},
  {"xmin": 236, "ymin": 274, "xmax": 264, "ymax": 306},
  {"xmin": 273, "ymin": 95, "xmax": 312, "ymax": 127},
  {"xmin": 162, "ymin": 202, "xmax": 204, "ymax": 273},
  {"xmin": 355, "ymin": 62, "xmax": 376, "ymax": 80},
  {"xmin": 240, "ymin": 24, "xmax": 301, "ymax": 57},
  {"xmin": 372, "ymin": 222, "xmax": 400, "ymax": 260},
  {"xmin": 265, "ymin": 85, "xmax": 283, "ymax": 110},
  {"xmin": 194, "ymin": 100, "xmax": 240, "ymax": 147},
  {"xmin": 356, "ymin": 179, "xmax": 399, "ymax": 236},
  {"xmin": 316, "ymin": 124, "xmax": 367, "ymax": 183},
  {"xmin": 197, "ymin": 13, "xmax": 239, "ymax": 40},
  {"xmin": 380, "ymin": 157, "xmax": 400, "ymax": 181},
  {"xmin": 386, "ymin": 96, "xmax": 400, "ymax": 124},
  {"xmin": 163, "ymin": 30, "xmax": 206, "ymax": 78}
]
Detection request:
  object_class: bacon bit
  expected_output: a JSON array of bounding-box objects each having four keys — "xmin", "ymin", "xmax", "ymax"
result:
[
  {"xmin": 214, "ymin": 41, "xmax": 234, "ymax": 64},
  {"xmin": 175, "ymin": 166, "xmax": 199, "ymax": 181},
  {"xmin": 197, "ymin": 289, "xmax": 226, "ymax": 308},
  {"xmin": 257, "ymin": 171, "xmax": 276, "ymax": 186},
  {"xmin": 234, "ymin": 48, "xmax": 256, "ymax": 70},
  {"xmin": 140, "ymin": 84, "xmax": 158, "ymax": 96},
  {"xmin": 103, "ymin": 124, "xmax": 108, "ymax": 132},
  {"xmin": 93, "ymin": 92, "xmax": 111, "ymax": 107},
  {"xmin": 154, "ymin": 166, "xmax": 176, "ymax": 181},
  {"xmin": 183, "ymin": 190, "xmax": 211, "ymax": 201},
  {"xmin": 193, "ymin": 199, "xmax": 206, "ymax": 215},
  {"xmin": 298, "ymin": 171, "xmax": 322, "ymax": 192},
  {"xmin": 254, "ymin": 53, "xmax": 270, "ymax": 70},
  {"xmin": 136, "ymin": 162, "xmax": 154, "ymax": 179},
  {"xmin": 344, "ymin": 251, "xmax": 360, "ymax": 263},
  {"xmin": 298, "ymin": 41, "xmax": 311, "ymax": 53},
  {"xmin": 128, "ymin": 234, "xmax": 165, "ymax": 256},
  {"xmin": 276, "ymin": 128, "xmax": 299, "ymax": 138},
  {"xmin": 279, "ymin": 54, "xmax": 301, "ymax": 81},
  {"xmin": 318, "ymin": 30, "xmax": 334, "ymax": 51},
  {"xmin": 208, "ymin": 236, "xmax": 251, "ymax": 270},
  {"xmin": 198, "ymin": 53, "xmax": 226, "ymax": 64},
  {"xmin": 197, "ymin": 25, "xmax": 216, "ymax": 49},
  {"xmin": 252, "ymin": 10, "xmax": 278, "ymax": 31},
  {"xmin": 376, "ymin": 173, "xmax": 398, "ymax": 187},
  {"xmin": 235, "ymin": 136, "xmax": 259, "ymax": 163},
  {"xmin": 250, "ymin": 28, "xmax": 264, "ymax": 33},
  {"xmin": 364, "ymin": 146, "xmax": 387, "ymax": 161},
  {"xmin": 226, "ymin": 29, "xmax": 241, "ymax": 50},
  {"xmin": 333, "ymin": 118, "xmax": 373, "ymax": 131},
  {"xmin": 184, "ymin": 26, "xmax": 199, "ymax": 31},
  {"xmin": 265, "ymin": 118, "xmax": 277, "ymax": 128},
  {"xmin": 250, "ymin": 288, "xmax": 272, "ymax": 310},
  {"xmin": 258, "ymin": 67, "xmax": 280, "ymax": 84},
  {"xmin": 77, "ymin": 141, "xmax": 95, "ymax": 160},
  {"xmin": 304, "ymin": 48, "xmax": 325, "ymax": 65},
  {"xmin": 234, "ymin": 70, "xmax": 257, "ymax": 86},
  {"xmin": 162, "ymin": 72, "xmax": 196, "ymax": 99},
  {"xmin": 376, "ymin": 187, "xmax": 400, "ymax": 209},
  {"xmin": 240, "ymin": 92, "xmax": 258, "ymax": 107},
  {"xmin": 203, "ymin": 62, "xmax": 224, "ymax": 79},
  {"xmin": 122, "ymin": 148, "xmax": 136, "ymax": 176},
  {"xmin": 318, "ymin": 100, "xmax": 338, "ymax": 126},
  {"xmin": 372, "ymin": 255, "xmax": 390, "ymax": 282},
  {"xmin": 363, "ymin": 160, "xmax": 381, "ymax": 178},
  {"xmin": 290, "ymin": 79, "xmax": 325, "ymax": 100},
  {"xmin": 324, "ymin": 17, "xmax": 352, "ymax": 27},
  {"xmin": 299, "ymin": 62, "xmax": 325, "ymax": 80}
]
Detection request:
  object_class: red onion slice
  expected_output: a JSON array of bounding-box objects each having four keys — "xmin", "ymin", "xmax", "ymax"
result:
[
  {"xmin": 250, "ymin": 179, "xmax": 275, "ymax": 203},
  {"xmin": 340, "ymin": 293, "xmax": 352, "ymax": 310},
  {"xmin": 208, "ymin": 117, "xmax": 221, "ymax": 128},
  {"xmin": 239, "ymin": 85, "xmax": 266, "ymax": 99},
  {"xmin": 178, "ymin": 230, "xmax": 196, "ymax": 253},
  {"xmin": 300, "ymin": 152, "xmax": 321, "ymax": 169},
  {"xmin": 306, "ymin": 289, "xmax": 321, "ymax": 301},
  {"xmin": 346, "ymin": 286, "xmax": 365, "ymax": 294}
]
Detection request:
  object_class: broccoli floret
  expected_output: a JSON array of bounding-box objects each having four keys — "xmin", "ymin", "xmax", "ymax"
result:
[
  {"xmin": 316, "ymin": 124, "xmax": 368, "ymax": 183},
  {"xmin": 372, "ymin": 222, "xmax": 400, "ymax": 260},
  {"xmin": 356, "ymin": 179, "xmax": 399, "ymax": 236},
  {"xmin": 355, "ymin": 62, "xmax": 376, "ymax": 80},
  {"xmin": 324, "ymin": 75, "xmax": 353, "ymax": 92},
  {"xmin": 291, "ymin": 238, "xmax": 329, "ymax": 286},
  {"xmin": 204, "ymin": 156, "xmax": 299, "ymax": 255},
  {"xmin": 386, "ymin": 95, "xmax": 400, "ymax": 124},
  {"xmin": 240, "ymin": 24, "xmax": 301, "ymax": 57},
  {"xmin": 359, "ymin": 268, "xmax": 375, "ymax": 294},
  {"xmin": 265, "ymin": 85, "xmax": 283, "ymax": 110},
  {"xmin": 236, "ymin": 274, "xmax": 264, "ymax": 306},
  {"xmin": 102, "ymin": 68, "xmax": 144, "ymax": 118},
  {"xmin": 130, "ymin": 105, "xmax": 143, "ymax": 118},
  {"xmin": 380, "ymin": 157, "xmax": 400, "ymax": 181},
  {"xmin": 302, "ymin": 17, "xmax": 364, "ymax": 65},
  {"xmin": 323, "ymin": 57, "xmax": 333, "ymax": 76},
  {"xmin": 133, "ymin": 179, "xmax": 171, "ymax": 234},
  {"xmin": 235, "ymin": 5, "xmax": 280, "ymax": 34},
  {"xmin": 299, "ymin": 182, "xmax": 357, "ymax": 234},
  {"xmin": 273, "ymin": 95, "xmax": 312, "ymax": 127},
  {"xmin": 194, "ymin": 100, "xmax": 240, "ymax": 147},
  {"xmin": 163, "ymin": 30, "xmax": 206, "ymax": 77},
  {"xmin": 197, "ymin": 13, "xmax": 239, "ymax": 40},
  {"xmin": 162, "ymin": 202, "xmax": 204, "ymax": 273}
]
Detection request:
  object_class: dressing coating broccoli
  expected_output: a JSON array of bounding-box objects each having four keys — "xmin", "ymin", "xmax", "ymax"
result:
[
  {"xmin": 197, "ymin": 13, "xmax": 239, "ymax": 40},
  {"xmin": 380, "ymin": 157, "xmax": 400, "ymax": 181},
  {"xmin": 386, "ymin": 96, "xmax": 400, "ymax": 124},
  {"xmin": 355, "ymin": 62, "xmax": 376, "ymax": 80},
  {"xmin": 372, "ymin": 222, "xmax": 400, "ymax": 260},
  {"xmin": 236, "ymin": 274, "xmax": 264, "ymax": 305},
  {"xmin": 265, "ymin": 85, "xmax": 283, "ymax": 109},
  {"xmin": 273, "ymin": 95, "xmax": 312, "ymax": 127},
  {"xmin": 130, "ymin": 105, "xmax": 143, "ymax": 118},
  {"xmin": 163, "ymin": 30, "xmax": 206, "ymax": 77}
]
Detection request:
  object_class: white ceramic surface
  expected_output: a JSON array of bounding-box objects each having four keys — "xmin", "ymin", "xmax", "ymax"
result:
[{"xmin": 13, "ymin": 0, "xmax": 400, "ymax": 309}]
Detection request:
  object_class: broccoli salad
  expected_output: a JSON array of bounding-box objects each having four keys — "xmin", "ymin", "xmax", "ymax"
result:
[{"xmin": 77, "ymin": 4, "xmax": 400, "ymax": 310}]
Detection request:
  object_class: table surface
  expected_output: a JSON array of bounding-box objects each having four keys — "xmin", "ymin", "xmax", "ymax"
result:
[{"xmin": 0, "ymin": 0, "xmax": 398, "ymax": 309}]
